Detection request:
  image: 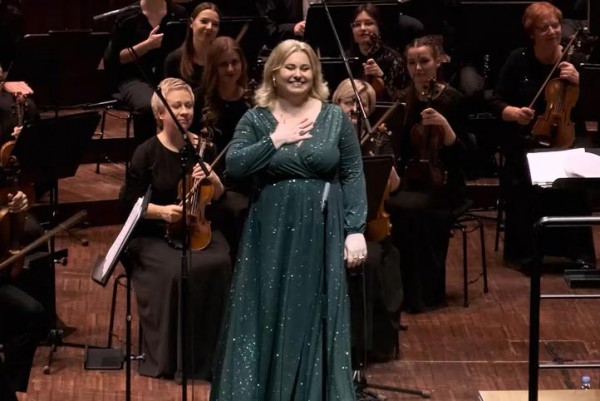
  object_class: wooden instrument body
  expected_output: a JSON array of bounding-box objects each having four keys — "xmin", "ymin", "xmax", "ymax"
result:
[
  {"xmin": 531, "ymin": 78, "xmax": 579, "ymax": 148},
  {"xmin": 403, "ymin": 79, "xmax": 447, "ymax": 192}
]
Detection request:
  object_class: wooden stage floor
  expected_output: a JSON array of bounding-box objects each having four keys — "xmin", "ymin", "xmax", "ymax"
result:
[
  {"xmin": 14, "ymin": 113, "xmax": 600, "ymax": 400},
  {"xmin": 15, "ymin": 212, "xmax": 600, "ymax": 401}
]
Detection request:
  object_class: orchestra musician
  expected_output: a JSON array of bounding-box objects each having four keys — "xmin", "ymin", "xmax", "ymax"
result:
[
  {"xmin": 119, "ymin": 77, "xmax": 232, "ymax": 381},
  {"xmin": 190, "ymin": 35, "xmax": 253, "ymax": 261},
  {"xmin": 164, "ymin": 2, "xmax": 221, "ymax": 89},
  {"xmin": 332, "ymin": 78, "xmax": 403, "ymax": 362},
  {"xmin": 0, "ymin": 188, "xmax": 46, "ymax": 401},
  {"xmin": 346, "ymin": 3, "xmax": 409, "ymax": 102},
  {"xmin": 1, "ymin": 121, "xmax": 47, "ymax": 400},
  {"xmin": 210, "ymin": 39, "xmax": 366, "ymax": 400},
  {"xmin": 106, "ymin": 0, "xmax": 187, "ymax": 143},
  {"xmin": 386, "ymin": 36, "xmax": 469, "ymax": 313},
  {"xmin": 489, "ymin": 1, "xmax": 594, "ymax": 266}
]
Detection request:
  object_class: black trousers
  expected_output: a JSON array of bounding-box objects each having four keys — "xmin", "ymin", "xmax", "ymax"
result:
[
  {"xmin": 0, "ymin": 282, "xmax": 45, "ymax": 394},
  {"xmin": 118, "ymin": 79, "xmax": 157, "ymax": 144}
]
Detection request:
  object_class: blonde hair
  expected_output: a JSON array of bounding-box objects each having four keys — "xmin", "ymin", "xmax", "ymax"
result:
[
  {"xmin": 151, "ymin": 77, "xmax": 195, "ymax": 129},
  {"xmin": 254, "ymin": 39, "xmax": 329, "ymax": 109},
  {"xmin": 522, "ymin": 2, "xmax": 562, "ymax": 38},
  {"xmin": 331, "ymin": 78, "xmax": 376, "ymax": 116}
]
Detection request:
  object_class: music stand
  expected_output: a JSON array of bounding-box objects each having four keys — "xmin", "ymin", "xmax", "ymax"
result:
[
  {"xmin": 12, "ymin": 111, "xmax": 101, "ymax": 374},
  {"xmin": 580, "ymin": 64, "xmax": 600, "ymax": 143},
  {"xmin": 305, "ymin": 1, "xmax": 400, "ymax": 58},
  {"xmin": 321, "ymin": 57, "xmax": 359, "ymax": 96},
  {"xmin": 7, "ymin": 30, "xmax": 110, "ymax": 111},
  {"xmin": 86, "ymin": 189, "xmax": 150, "ymax": 401},
  {"xmin": 348, "ymin": 156, "xmax": 430, "ymax": 400},
  {"xmin": 455, "ymin": 1, "xmax": 534, "ymax": 89}
]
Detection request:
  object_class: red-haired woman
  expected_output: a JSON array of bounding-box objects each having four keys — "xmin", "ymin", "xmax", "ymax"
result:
[{"xmin": 489, "ymin": 1, "xmax": 593, "ymax": 266}]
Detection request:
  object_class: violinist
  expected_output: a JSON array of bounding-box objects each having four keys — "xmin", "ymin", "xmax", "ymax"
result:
[
  {"xmin": 346, "ymin": 3, "xmax": 409, "ymax": 102},
  {"xmin": 190, "ymin": 35, "xmax": 252, "ymax": 261},
  {"xmin": 386, "ymin": 36, "xmax": 469, "ymax": 313},
  {"xmin": 332, "ymin": 78, "xmax": 403, "ymax": 362},
  {"xmin": 119, "ymin": 77, "xmax": 231, "ymax": 380},
  {"xmin": 0, "ymin": 188, "xmax": 46, "ymax": 401},
  {"xmin": 489, "ymin": 1, "xmax": 594, "ymax": 266},
  {"xmin": 0, "ymin": 72, "xmax": 38, "ymax": 146}
]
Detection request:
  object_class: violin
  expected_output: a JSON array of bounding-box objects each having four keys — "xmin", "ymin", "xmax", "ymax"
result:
[
  {"xmin": 530, "ymin": 30, "xmax": 582, "ymax": 148},
  {"xmin": 365, "ymin": 32, "xmax": 386, "ymax": 99},
  {"xmin": 166, "ymin": 135, "xmax": 214, "ymax": 251},
  {"xmin": 363, "ymin": 123, "xmax": 393, "ymax": 242},
  {"xmin": 0, "ymin": 93, "xmax": 27, "ymax": 169},
  {"xmin": 403, "ymin": 78, "xmax": 446, "ymax": 192},
  {"xmin": 0, "ymin": 94, "xmax": 31, "ymax": 279}
]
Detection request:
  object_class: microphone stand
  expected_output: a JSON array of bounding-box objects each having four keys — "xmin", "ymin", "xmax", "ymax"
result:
[
  {"xmin": 126, "ymin": 46, "xmax": 210, "ymax": 401},
  {"xmin": 318, "ymin": 1, "xmax": 430, "ymax": 399}
]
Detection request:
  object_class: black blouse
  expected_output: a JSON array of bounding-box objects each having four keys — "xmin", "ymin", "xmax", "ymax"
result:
[
  {"xmin": 109, "ymin": 2, "xmax": 187, "ymax": 86},
  {"xmin": 163, "ymin": 47, "xmax": 204, "ymax": 90}
]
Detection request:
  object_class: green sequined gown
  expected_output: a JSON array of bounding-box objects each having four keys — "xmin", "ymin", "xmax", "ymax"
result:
[{"xmin": 210, "ymin": 102, "xmax": 366, "ymax": 401}]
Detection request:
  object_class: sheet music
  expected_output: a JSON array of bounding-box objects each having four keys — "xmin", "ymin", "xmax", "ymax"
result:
[
  {"xmin": 527, "ymin": 148, "xmax": 586, "ymax": 187},
  {"xmin": 96, "ymin": 196, "xmax": 144, "ymax": 280}
]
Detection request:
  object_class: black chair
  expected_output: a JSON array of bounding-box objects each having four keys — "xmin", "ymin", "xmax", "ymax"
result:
[
  {"xmin": 95, "ymin": 93, "xmax": 133, "ymax": 174},
  {"xmin": 451, "ymin": 199, "xmax": 489, "ymax": 307}
]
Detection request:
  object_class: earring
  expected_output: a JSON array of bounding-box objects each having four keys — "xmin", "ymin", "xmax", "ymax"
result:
[{"xmin": 272, "ymin": 76, "xmax": 277, "ymax": 87}]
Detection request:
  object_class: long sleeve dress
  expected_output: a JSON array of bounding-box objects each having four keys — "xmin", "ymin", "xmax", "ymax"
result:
[
  {"xmin": 210, "ymin": 102, "xmax": 366, "ymax": 401},
  {"xmin": 386, "ymin": 84, "xmax": 469, "ymax": 312},
  {"xmin": 120, "ymin": 136, "xmax": 232, "ymax": 380}
]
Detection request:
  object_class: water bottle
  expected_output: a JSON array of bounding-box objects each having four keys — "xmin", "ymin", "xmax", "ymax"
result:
[{"xmin": 581, "ymin": 375, "xmax": 591, "ymax": 390}]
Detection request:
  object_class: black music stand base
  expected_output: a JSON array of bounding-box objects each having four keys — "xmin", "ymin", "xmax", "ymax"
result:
[
  {"xmin": 564, "ymin": 268, "xmax": 600, "ymax": 288},
  {"xmin": 84, "ymin": 347, "xmax": 124, "ymax": 370}
]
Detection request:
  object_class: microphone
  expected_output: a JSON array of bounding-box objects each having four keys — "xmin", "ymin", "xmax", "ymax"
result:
[{"xmin": 321, "ymin": 182, "xmax": 330, "ymax": 213}]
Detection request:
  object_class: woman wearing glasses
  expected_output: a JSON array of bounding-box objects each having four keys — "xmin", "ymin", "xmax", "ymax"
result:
[
  {"xmin": 346, "ymin": 3, "xmax": 408, "ymax": 102},
  {"xmin": 489, "ymin": 1, "xmax": 592, "ymax": 266}
]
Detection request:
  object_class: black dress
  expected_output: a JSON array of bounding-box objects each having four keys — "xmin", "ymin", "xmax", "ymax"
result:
[
  {"xmin": 191, "ymin": 94, "xmax": 253, "ymax": 261},
  {"xmin": 386, "ymin": 84, "xmax": 469, "ymax": 312},
  {"xmin": 164, "ymin": 48, "xmax": 204, "ymax": 90},
  {"xmin": 120, "ymin": 136, "xmax": 232, "ymax": 380},
  {"xmin": 346, "ymin": 42, "xmax": 408, "ymax": 102},
  {"xmin": 489, "ymin": 47, "xmax": 595, "ymax": 264},
  {"xmin": 107, "ymin": 2, "xmax": 187, "ymax": 143}
]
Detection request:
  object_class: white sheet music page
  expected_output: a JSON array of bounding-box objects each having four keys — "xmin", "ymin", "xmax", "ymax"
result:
[
  {"xmin": 527, "ymin": 148, "xmax": 586, "ymax": 187},
  {"xmin": 100, "ymin": 196, "xmax": 144, "ymax": 277}
]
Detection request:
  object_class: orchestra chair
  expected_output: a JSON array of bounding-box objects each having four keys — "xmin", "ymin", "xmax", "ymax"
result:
[
  {"xmin": 451, "ymin": 199, "xmax": 489, "ymax": 307},
  {"xmin": 95, "ymin": 93, "xmax": 133, "ymax": 174},
  {"xmin": 106, "ymin": 270, "xmax": 142, "ymax": 361}
]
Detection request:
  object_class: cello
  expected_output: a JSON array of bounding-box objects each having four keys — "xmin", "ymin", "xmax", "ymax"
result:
[
  {"xmin": 530, "ymin": 29, "xmax": 582, "ymax": 148},
  {"xmin": 402, "ymin": 77, "xmax": 446, "ymax": 192}
]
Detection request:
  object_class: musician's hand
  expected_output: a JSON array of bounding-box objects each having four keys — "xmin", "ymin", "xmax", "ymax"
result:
[
  {"xmin": 558, "ymin": 61, "xmax": 579, "ymax": 85},
  {"xmin": 7, "ymin": 191, "xmax": 28, "ymax": 213},
  {"xmin": 507, "ymin": 106, "xmax": 535, "ymax": 125},
  {"xmin": 270, "ymin": 117, "xmax": 314, "ymax": 149},
  {"xmin": 3, "ymin": 81, "xmax": 33, "ymax": 96},
  {"xmin": 363, "ymin": 59, "xmax": 383, "ymax": 78},
  {"xmin": 11, "ymin": 126, "xmax": 22, "ymax": 140},
  {"xmin": 192, "ymin": 163, "xmax": 224, "ymax": 200},
  {"xmin": 161, "ymin": 204, "xmax": 182, "ymax": 223},
  {"xmin": 293, "ymin": 20, "xmax": 306, "ymax": 36},
  {"xmin": 145, "ymin": 26, "xmax": 164, "ymax": 50},
  {"xmin": 421, "ymin": 107, "xmax": 447, "ymax": 127},
  {"xmin": 344, "ymin": 233, "xmax": 367, "ymax": 269}
]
